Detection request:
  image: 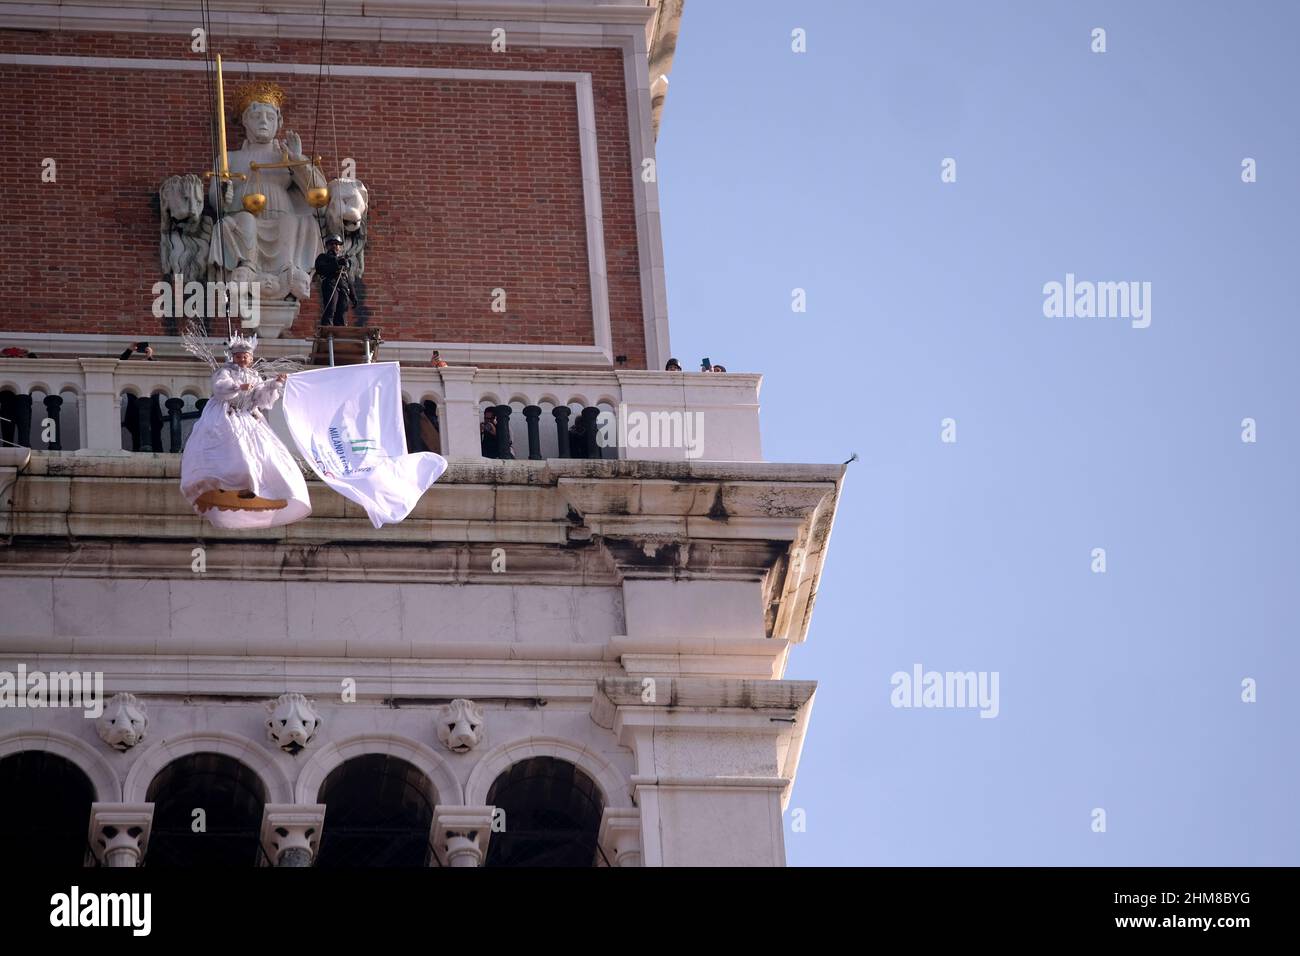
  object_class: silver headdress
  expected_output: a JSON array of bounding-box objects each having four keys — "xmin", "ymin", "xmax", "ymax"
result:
[
  {"xmin": 181, "ymin": 321, "xmax": 306, "ymax": 379},
  {"xmin": 226, "ymin": 332, "xmax": 258, "ymax": 358}
]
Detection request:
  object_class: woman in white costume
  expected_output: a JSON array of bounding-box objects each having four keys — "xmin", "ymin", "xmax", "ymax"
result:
[{"xmin": 179, "ymin": 332, "xmax": 312, "ymax": 529}]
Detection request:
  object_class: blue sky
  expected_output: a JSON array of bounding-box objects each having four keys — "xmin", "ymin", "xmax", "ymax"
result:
[{"xmin": 656, "ymin": 0, "xmax": 1299, "ymax": 865}]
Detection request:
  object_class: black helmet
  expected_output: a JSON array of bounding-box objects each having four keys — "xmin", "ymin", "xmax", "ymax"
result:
[{"xmin": 325, "ymin": 234, "xmax": 343, "ymax": 246}]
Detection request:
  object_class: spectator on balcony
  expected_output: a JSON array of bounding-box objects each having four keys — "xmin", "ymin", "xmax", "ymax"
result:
[
  {"xmin": 710, "ymin": 364, "xmax": 727, "ymax": 373},
  {"xmin": 568, "ymin": 413, "xmax": 590, "ymax": 458},
  {"xmin": 664, "ymin": 358, "xmax": 682, "ymax": 371},
  {"xmin": 1, "ymin": 347, "xmax": 38, "ymax": 358},
  {"xmin": 118, "ymin": 342, "xmax": 155, "ymax": 361},
  {"xmin": 481, "ymin": 407, "xmax": 509, "ymax": 457},
  {"xmin": 429, "ymin": 350, "xmax": 448, "ymax": 368}
]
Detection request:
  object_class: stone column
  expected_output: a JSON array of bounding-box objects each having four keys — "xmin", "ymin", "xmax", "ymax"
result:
[
  {"xmin": 597, "ymin": 807, "xmax": 643, "ymax": 866},
  {"xmin": 259, "ymin": 804, "xmax": 327, "ymax": 867},
  {"xmin": 87, "ymin": 803, "xmax": 154, "ymax": 868},
  {"xmin": 430, "ymin": 806, "xmax": 496, "ymax": 867},
  {"xmin": 591, "ymin": 677, "xmax": 816, "ymax": 867},
  {"xmin": 79, "ymin": 358, "xmax": 125, "ymax": 452},
  {"xmin": 436, "ymin": 367, "xmax": 482, "ymax": 459}
]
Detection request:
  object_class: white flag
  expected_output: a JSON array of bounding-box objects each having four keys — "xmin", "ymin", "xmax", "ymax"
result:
[{"xmin": 282, "ymin": 362, "xmax": 447, "ymax": 528}]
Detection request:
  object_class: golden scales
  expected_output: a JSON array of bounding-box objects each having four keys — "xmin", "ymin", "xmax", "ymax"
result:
[{"xmin": 202, "ymin": 55, "xmax": 330, "ymax": 214}]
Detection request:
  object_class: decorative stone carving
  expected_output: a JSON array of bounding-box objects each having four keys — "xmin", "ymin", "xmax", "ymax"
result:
[
  {"xmin": 96, "ymin": 693, "xmax": 148, "ymax": 751},
  {"xmin": 266, "ymin": 692, "xmax": 321, "ymax": 754},
  {"xmin": 436, "ymin": 699, "xmax": 484, "ymax": 753},
  {"xmin": 324, "ymin": 178, "xmax": 369, "ymax": 277},
  {"xmin": 431, "ymin": 806, "xmax": 496, "ymax": 867},
  {"xmin": 260, "ymin": 804, "xmax": 326, "ymax": 867},
  {"xmin": 598, "ymin": 807, "xmax": 642, "ymax": 867},
  {"xmin": 88, "ymin": 804, "xmax": 154, "ymax": 868},
  {"xmin": 159, "ymin": 173, "xmax": 213, "ymax": 286}
]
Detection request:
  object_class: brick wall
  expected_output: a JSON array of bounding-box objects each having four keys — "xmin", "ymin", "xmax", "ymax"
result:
[{"xmin": 0, "ymin": 30, "xmax": 648, "ymax": 367}]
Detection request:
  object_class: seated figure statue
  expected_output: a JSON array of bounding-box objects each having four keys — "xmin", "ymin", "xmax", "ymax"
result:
[{"xmin": 209, "ymin": 80, "xmax": 327, "ymax": 302}]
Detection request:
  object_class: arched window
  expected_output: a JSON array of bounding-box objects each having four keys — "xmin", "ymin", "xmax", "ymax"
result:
[
  {"xmin": 315, "ymin": 754, "xmax": 436, "ymax": 867},
  {"xmin": 0, "ymin": 751, "xmax": 96, "ymax": 866},
  {"xmin": 145, "ymin": 753, "xmax": 267, "ymax": 866},
  {"xmin": 485, "ymin": 757, "xmax": 605, "ymax": 867}
]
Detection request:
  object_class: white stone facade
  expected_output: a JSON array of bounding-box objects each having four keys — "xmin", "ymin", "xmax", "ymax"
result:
[{"xmin": 0, "ymin": 451, "xmax": 841, "ymax": 866}]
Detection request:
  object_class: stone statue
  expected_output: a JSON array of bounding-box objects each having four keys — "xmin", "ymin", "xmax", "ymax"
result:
[
  {"xmin": 209, "ymin": 81, "xmax": 327, "ymax": 303},
  {"xmin": 159, "ymin": 173, "xmax": 213, "ymax": 287},
  {"xmin": 323, "ymin": 177, "xmax": 370, "ymax": 277}
]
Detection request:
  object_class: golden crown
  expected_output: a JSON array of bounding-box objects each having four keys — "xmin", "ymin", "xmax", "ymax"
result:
[{"xmin": 232, "ymin": 80, "xmax": 286, "ymax": 119}]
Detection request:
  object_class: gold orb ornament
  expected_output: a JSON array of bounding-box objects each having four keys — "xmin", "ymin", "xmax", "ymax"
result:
[
  {"xmin": 306, "ymin": 186, "xmax": 330, "ymax": 208},
  {"xmin": 242, "ymin": 192, "xmax": 267, "ymax": 214}
]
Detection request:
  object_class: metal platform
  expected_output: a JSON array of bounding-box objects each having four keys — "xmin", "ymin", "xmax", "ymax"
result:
[{"xmin": 310, "ymin": 327, "xmax": 383, "ymax": 366}]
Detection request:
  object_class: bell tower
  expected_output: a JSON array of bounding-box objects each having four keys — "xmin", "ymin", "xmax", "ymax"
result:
[{"xmin": 0, "ymin": 0, "xmax": 842, "ymax": 868}]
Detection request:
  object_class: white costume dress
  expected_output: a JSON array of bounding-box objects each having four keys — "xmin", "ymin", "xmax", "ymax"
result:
[{"xmin": 180, "ymin": 362, "xmax": 312, "ymax": 529}]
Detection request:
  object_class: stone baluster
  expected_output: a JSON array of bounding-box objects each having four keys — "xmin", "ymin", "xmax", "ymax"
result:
[
  {"xmin": 165, "ymin": 397, "xmax": 185, "ymax": 452},
  {"xmin": 522, "ymin": 405, "xmax": 543, "ymax": 460},
  {"xmin": 552, "ymin": 405, "xmax": 572, "ymax": 458},
  {"xmin": 492, "ymin": 405, "xmax": 514, "ymax": 460},
  {"xmin": 580, "ymin": 407, "xmax": 602, "ymax": 459},
  {"xmin": 41, "ymin": 394, "xmax": 63, "ymax": 450}
]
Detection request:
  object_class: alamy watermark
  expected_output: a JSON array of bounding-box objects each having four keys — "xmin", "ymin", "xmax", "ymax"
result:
[
  {"xmin": 50, "ymin": 887, "xmax": 150, "ymax": 936},
  {"xmin": 596, "ymin": 403, "xmax": 705, "ymax": 459},
  {"xmin": 890, "ymin": 663, "xmax": 1000, "ymax": 718},
  {"xmin": 151, "ymin": 274, "xmax": 261, "ymax": 324},
  {"xmin": 0, "ymin": 664, "xmax": 104, "ymax": 718},
  {"xmin": 1042, "ymin": 273, "xmax": 1151, "ymax": 328}
]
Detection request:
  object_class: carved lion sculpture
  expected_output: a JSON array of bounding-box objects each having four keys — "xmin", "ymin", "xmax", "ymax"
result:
[
  {"xmin": 159, "ymin": 173, "xmax": 213, "ymax": 287},
  {"xmin": 436, "ymin": 698, "xmax": 484, "ymax": 753},
  {"xmin": 96, "ymin": 693, "xmax": 149, "ymax": 752},
  {"xmin": 266, "ymin": 692, "xmax": 321, "ymax": 754},
  {"xmin": 323, "ymin": 177, "xmax": 369, "ymax": 277}
]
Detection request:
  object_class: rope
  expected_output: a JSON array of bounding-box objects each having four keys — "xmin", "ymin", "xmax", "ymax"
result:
[
  {"xmin": 197, "ymin": 0, "xmax": 232, "ymax": 340},
  {"xmin": 331, "ymin": 81, "xmax": 341, "ymax": 180},
  {"xmin": 309, "ymin": 0, "xmax": 327, "ymax": 170}
]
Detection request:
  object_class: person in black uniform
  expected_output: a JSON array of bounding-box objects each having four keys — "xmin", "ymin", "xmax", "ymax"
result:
[{"xmin": 313, "ymin": 234, "xmax": 357, "ymax": 326}]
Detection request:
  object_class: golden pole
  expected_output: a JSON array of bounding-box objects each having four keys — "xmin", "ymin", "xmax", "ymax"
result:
[{"xmin": 215, "ymin": 54, "xmax": 229, "ymax": 178}]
